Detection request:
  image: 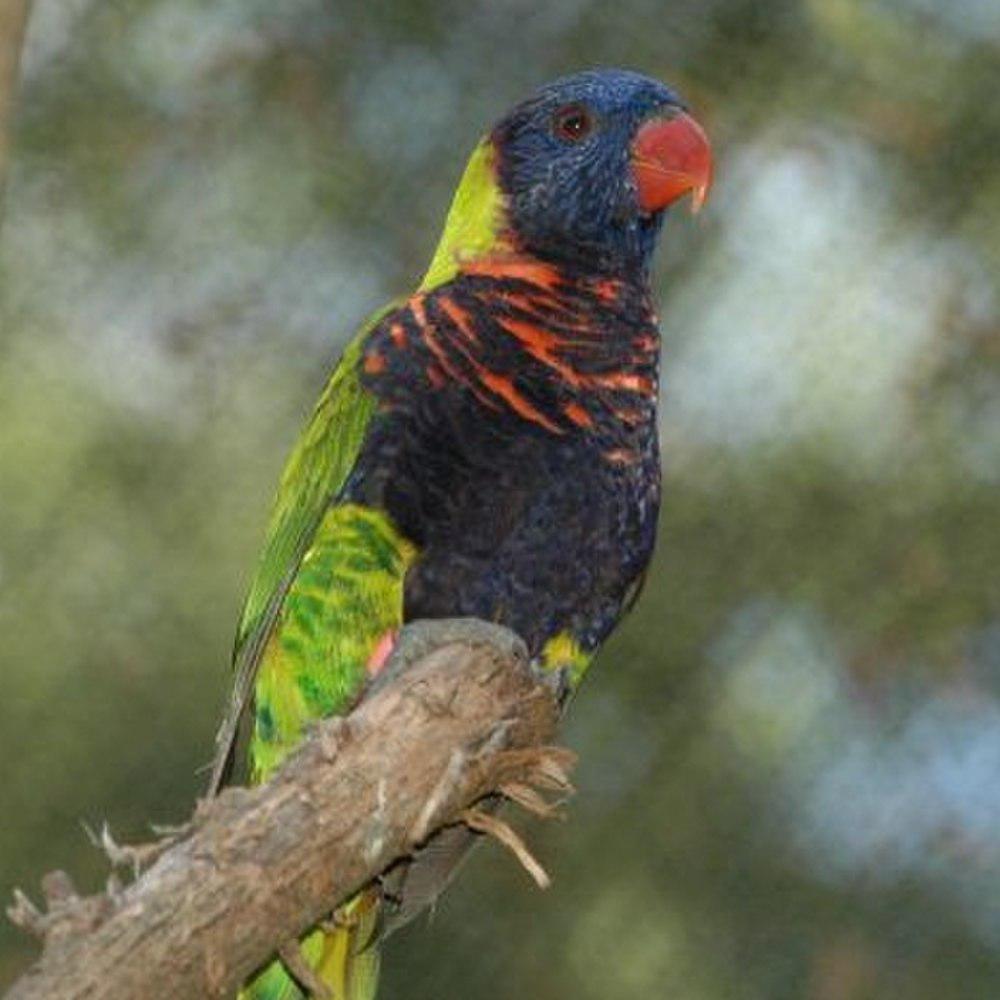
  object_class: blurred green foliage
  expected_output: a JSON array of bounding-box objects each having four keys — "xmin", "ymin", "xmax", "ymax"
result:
[{"xmin": 1, "ymin": 1, "xmax": 998, "ymax": 997}]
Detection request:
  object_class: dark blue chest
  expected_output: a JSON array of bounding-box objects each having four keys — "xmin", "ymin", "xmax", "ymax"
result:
[
  {"xmin": 344, "ymin": 267, "xmax": 662, "ymax": 656},
  {"xmin": 345, "ymin": 394, "xmax": 659, "ymax": 656}
]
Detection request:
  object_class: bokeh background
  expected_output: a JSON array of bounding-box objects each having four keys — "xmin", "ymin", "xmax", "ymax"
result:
[{"xmin": 2, "ymin": 1, "xmax": 999, "ymax": 996}]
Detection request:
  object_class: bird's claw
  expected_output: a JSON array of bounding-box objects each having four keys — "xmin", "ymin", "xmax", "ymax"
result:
[{"xmin": 365, "ymin": 618, "xmax": 528, "ymax": 699}]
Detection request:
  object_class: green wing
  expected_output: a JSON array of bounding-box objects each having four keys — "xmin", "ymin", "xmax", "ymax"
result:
[{"xmin": 208, "ymin": 308, "xmax": 391, "ymax": 793}]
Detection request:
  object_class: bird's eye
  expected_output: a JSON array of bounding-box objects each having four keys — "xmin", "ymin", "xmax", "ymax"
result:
[{"xmin": 553, "ymin": 104, "xmax": 593, "ymax": 142}]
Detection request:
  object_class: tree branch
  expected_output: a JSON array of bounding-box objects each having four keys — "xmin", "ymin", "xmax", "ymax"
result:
[
  {"xmin": 0, "ymin": 0, "xmax": 32, "ymax": 203},
  {"xmin": 4, "ymin": 620, "xmax": 574, "ymax": 1000}
]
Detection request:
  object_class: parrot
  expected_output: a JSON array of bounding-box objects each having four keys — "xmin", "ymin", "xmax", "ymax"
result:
[{"xmin": 208, "ymin": 67, "xmax": 712, "ymax": 1000}]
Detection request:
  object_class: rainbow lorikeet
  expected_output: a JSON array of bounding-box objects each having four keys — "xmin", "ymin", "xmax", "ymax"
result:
[{"xmin": 209, "ymin": 68, "xmax": 711, "ymax": 1000}]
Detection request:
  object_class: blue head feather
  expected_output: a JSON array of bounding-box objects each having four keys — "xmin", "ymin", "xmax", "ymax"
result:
[{"xmin": 492, "ymin": 69, "xmax": 688, "ymax": 278}]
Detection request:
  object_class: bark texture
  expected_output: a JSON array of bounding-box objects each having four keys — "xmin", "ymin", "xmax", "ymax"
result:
[{"xmin": 5, "ymin": 622, "xmax": 573, "ymax": 1000}]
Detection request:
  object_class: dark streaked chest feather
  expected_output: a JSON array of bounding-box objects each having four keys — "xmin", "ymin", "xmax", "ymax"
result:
[{"xmin": 345, "ymin": 262, "xmax": 662, "ymax": 654}]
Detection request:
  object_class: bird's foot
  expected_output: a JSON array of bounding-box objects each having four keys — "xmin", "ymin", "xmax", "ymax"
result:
[
  {"xmin": 527, "ymin": 661, "xmax": 574, "ymax": 710},
  {"xmin": 365, "ymin": 618, "xmax": 528, "ymax": 699}
]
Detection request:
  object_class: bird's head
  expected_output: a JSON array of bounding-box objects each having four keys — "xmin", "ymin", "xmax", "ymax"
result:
[{"xmin": 423, "ymin": 69, "xmax": 712, "ymax": 288}]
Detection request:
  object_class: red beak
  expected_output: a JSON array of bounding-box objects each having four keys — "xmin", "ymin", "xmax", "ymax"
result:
[{"xmin": 631, "ymin": 110, "xmax": 713, "ymax": 215}]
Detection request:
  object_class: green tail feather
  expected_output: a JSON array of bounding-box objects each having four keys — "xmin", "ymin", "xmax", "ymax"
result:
[{"xmin": 239, "ymin": 891, "xmax": 381, "ymax": 1000}]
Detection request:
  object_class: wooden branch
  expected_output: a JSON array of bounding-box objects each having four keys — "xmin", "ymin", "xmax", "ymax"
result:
[
  {"xmin": 4, "ymin": 621, "xmax": 574, "ymax": 1000},
  {"xmin": 0, "ymin": 0, "xmax": 32, "ymax": 201}
]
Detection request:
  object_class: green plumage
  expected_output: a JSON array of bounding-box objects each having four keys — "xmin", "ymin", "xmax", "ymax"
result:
[
  {"xmin": 211, "ymin": 320, "xmax": 410, "ymax": 1000},
  {"xmin": 210, "ymin": 317, "xmax": 390, "ymax": 794},
  {"xmin": 237, "ymin": 328, "xmax": 380, "ymax": 658},
  {"xmin": 250, "ymin": 503, "xmax": 415, "ymax": 782}
]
